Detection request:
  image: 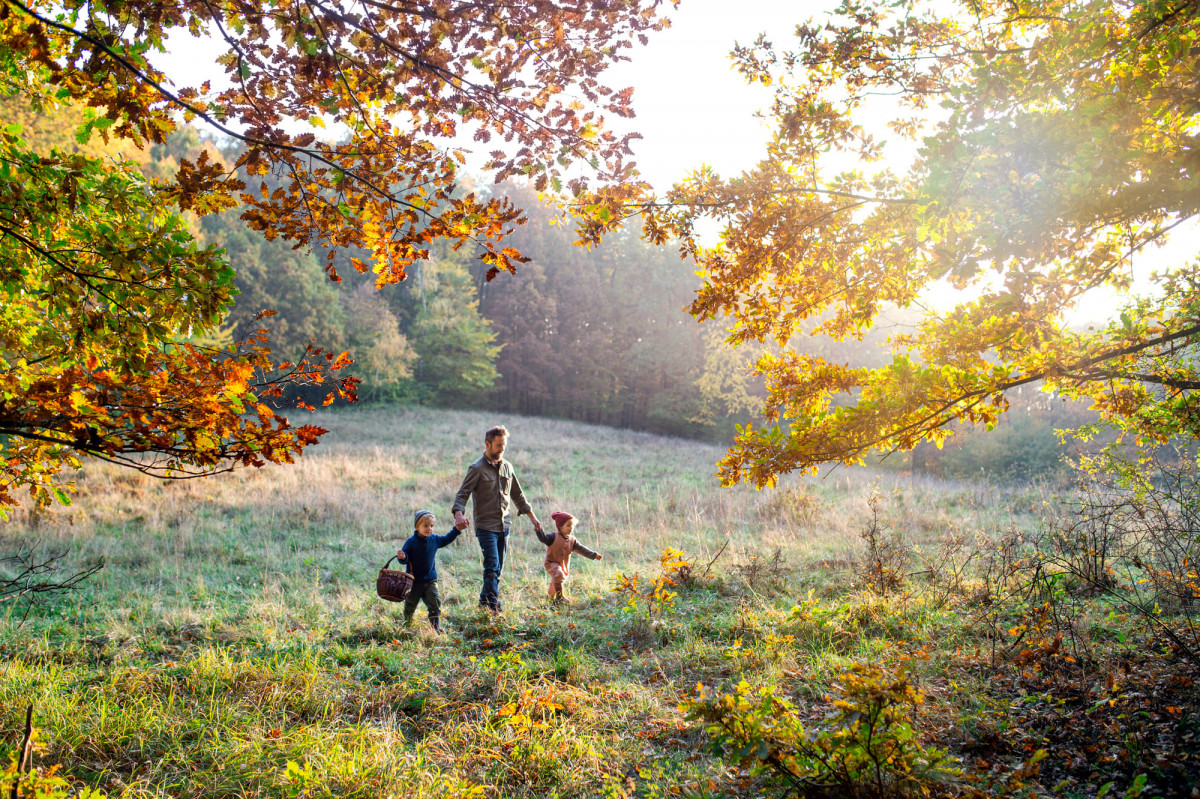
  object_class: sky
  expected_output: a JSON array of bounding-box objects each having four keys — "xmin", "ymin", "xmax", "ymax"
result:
[{"xmin": 602, "ymin": 0, "xmax": 811, "ymax": 192}]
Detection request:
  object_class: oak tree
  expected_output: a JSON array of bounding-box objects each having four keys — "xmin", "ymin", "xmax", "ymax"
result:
[
  {"xmin": 585, "ymin": 0, "xmax": 1200, "ymax": 486},
  {"xmin": 0, "ymin": 0, "xmax": 671, "ymax": 514}
]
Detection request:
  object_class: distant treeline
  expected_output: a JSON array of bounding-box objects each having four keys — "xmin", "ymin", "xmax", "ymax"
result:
[{"xmin": 160, "ymin": 131, "xmax": 761, "ymax": 441}]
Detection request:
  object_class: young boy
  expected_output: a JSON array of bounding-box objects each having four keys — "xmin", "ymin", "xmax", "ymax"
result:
[
  {"xmin": 396, "ymin": 509, "xmax": 467, "ymax": 632},
  {"xmin": 537, "ymin": 511, "xmax": 603, "ymax": 603}
]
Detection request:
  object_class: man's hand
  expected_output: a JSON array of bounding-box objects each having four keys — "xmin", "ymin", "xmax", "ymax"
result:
[
  {"xmin": 454, "ymin": 515, "xmax": 469, "ymax": 531},
  {"xmin": 530, "ymin": 515, "xmax": 543, "ymax": 534}
]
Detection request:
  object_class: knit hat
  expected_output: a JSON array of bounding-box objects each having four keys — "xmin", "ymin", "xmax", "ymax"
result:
[
  {"xmin": 551, "ymin": 511, "xmax": 574, "ymax": 531},
  {"xmin": 414, "ymin": 509, "xmax": 434, "ymax": 527}
]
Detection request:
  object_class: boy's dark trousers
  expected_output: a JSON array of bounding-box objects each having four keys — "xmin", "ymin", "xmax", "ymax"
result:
[{"xmin": 403, "ymin": 580, "xmax": 442, "ymax": 631}]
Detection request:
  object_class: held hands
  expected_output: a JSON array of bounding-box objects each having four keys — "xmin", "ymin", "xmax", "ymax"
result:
[
  {"xmin": 530, "ymin": 515, "xmax": 543, "ymax": 534},
  {"xmin": 454, "ymin": 515, "xmax": 470, "ymax": 531}
]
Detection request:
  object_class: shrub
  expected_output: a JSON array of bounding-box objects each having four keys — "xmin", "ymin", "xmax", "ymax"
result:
[
  {"xmin": 914, "ymin": 531, "xmax": 980, "ymax": 610},
  {"xmin": 4, "ymin": 712, "xmax": 106, "ymax": 799},
  {"xmin": 859, "ymin": 492, "xmax": 909, "ymax": 597},
  {"xmin": 684, "ymin": 662, "xmax": 956, "ymax": 798},
  {"xmin": 1026, "ymin": 446, "xmax": 1200, "ymax": 669},
  {"xmin": 730, "ymin": 549, "xmax": 792, "ymax": 596},
  {"xmin": 611, "ymin": 548, "xmax": 693, "ymax": 617}
]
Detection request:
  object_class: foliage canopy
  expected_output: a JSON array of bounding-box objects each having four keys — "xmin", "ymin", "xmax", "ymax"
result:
[
  {"xmin": 583, "ymin": 0, "xmax": 1200, "ymax": 486},
  {"xmin": 0, "ymin": 0, "xmax": 670, "ymax": 513}
]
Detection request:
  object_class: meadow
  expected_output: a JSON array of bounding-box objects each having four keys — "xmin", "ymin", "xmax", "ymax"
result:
[{"xmin": 1, "ymin": 407, "xmax": 1195, "ymax": 798}]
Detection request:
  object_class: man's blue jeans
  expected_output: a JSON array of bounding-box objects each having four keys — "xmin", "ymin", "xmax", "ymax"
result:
[{"xmin": 476, "ymin": 528, "xmax": 509, "ymax": 611}]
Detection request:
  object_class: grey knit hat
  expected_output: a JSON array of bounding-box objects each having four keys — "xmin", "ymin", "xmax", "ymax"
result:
[{"xmin": 413, "ymin": 509, "xmax": 434, "ymax": 527}]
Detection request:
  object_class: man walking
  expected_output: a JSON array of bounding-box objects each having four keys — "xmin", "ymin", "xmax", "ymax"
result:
[{"xmin": 452, "ymin": 425, "xmax": 543, "ymax": 613}]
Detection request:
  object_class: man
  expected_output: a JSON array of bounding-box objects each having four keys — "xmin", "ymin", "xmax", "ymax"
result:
[{"xmin": 452, "ymin": 425, "xmax": 543, "ymax": 613}]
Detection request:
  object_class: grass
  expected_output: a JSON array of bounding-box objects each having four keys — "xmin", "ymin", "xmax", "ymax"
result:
[{"xmin": 1, "ymin": 406, "xmax": 1192, "ymax": 797}]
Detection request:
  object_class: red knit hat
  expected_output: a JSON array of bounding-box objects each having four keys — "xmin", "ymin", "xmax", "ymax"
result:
[{"xmin": 551, "ymin": 511, "xmax": 574, "ymax": 531}]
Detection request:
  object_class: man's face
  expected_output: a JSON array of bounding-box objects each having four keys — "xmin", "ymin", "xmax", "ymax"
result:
[
  {"xmin": 416, "ymin": 516, "xmax": 435, "ymax": 537},
  {"xmin": 485, "ymin": 434, "xmax": 507, "ymax": 461}
]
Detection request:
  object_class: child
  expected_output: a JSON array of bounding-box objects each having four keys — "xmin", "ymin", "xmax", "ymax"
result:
[
  {"xmin": 396, "ymin": 509, "xmax": 467, "ymax": 632},
  {"xmin": 537, "ymin": 511, "xmax": 603, "ymax": 603}
]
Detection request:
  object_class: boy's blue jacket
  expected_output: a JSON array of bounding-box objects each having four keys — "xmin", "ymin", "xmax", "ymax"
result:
[{"xmin": 401, "ymin": 527, "xmax": 461, "ymax": 582}]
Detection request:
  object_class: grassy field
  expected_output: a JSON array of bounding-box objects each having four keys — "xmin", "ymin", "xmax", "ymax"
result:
[{"xmin": 1, "ymin": 407, "xmax": 1195, "ymax": 798}]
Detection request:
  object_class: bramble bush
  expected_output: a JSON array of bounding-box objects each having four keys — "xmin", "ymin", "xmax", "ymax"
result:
[{"xmin": 972, "ymin": 447, "xmax": 1200, "ymax": 672}]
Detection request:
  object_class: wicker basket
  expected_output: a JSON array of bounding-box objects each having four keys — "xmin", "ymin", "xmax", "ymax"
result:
[{"xmin": 376, "ymin": 556, "xmax": 414, "ymax": 602}]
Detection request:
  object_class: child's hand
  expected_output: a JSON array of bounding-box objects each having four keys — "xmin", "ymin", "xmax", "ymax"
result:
[
  {"xmin": 454, "ymin": 516, "xmax": 469, "ymax": 531},
  {"xmin": 596, "ymin": 554, "xmax": 604, "ymax": 561},
  {"xmin": 396, "ymin": 550, "xmax": 406, "ymax": 561}
]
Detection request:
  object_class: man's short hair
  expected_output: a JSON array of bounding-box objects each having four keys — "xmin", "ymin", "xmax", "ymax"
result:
[{"xmin": 485, "ymin": 425, "xmax": 508, "ymax": 443}]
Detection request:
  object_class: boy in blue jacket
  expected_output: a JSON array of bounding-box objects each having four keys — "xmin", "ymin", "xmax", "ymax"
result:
[{"xmin": 397, "ymin": 509, "xmax": 467, "ymax": 632}]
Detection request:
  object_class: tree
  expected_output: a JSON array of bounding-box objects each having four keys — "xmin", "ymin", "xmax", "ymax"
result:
[
  {"xmin": 341, "ymin": 283, "xmax": 416, "ymax": 403},
  {"xmin": 409, "ymin": 253, "xmax": 502, "ymax": 404},
  {"xmin": 0, "ymin": 0, "xmax": 671, "ymax": 514},
  {"xmin": 203, "ymin": 206, "xmax": 349, "ymax": 360},
  {"xmin": 581, "ymin": 0, "xmax": 1200, "ymax": 486},
  {"xmin": 476, "ymin": 182, "xmax": 755, "ymax": 435}
]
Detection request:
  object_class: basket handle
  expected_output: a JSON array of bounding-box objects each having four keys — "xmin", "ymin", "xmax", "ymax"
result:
[{"xmin": 382, "ymin": 555, "xmax": 402, "ymax": 570}]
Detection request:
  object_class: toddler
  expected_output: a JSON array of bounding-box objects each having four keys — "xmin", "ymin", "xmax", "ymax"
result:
[
  {"xmin": 537, "ymin": 511, "xmax": 602, "ymax": 603},
  {"xmin": 396, "ymin": 509, "xmax": 467, "ymax": 632}
]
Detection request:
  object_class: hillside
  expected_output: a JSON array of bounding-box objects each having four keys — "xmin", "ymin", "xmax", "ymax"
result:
[{"xmin": 1, "ymin": 408, "xmax": 1193, "ymax": 797}]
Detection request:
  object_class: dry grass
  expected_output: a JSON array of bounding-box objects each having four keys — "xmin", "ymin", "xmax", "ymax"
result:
[
  {"xmin": 6, "ymin": 406, "xmax": 1043, "ymax": 613},
  {"xmin": 0, "ymin": 406, "xmax": 1054, "ymax": 798}
]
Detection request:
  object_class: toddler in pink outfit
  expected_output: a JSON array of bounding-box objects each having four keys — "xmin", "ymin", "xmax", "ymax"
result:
[{"xmin": 537, "ymin": 511, "xmax": 602, "ymax": 603}]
